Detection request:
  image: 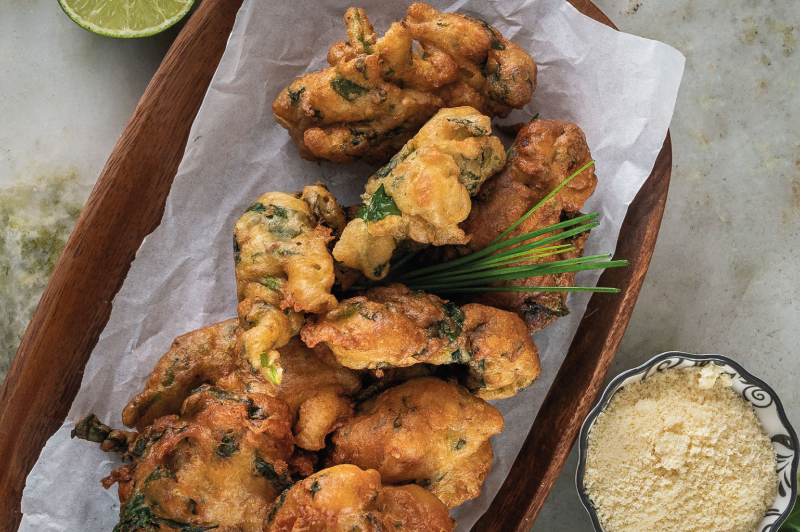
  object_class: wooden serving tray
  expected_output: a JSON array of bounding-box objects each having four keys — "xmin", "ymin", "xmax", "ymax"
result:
[{"xmin": 0, "ymin": 0, "xmax": 671, "ymax": 530}]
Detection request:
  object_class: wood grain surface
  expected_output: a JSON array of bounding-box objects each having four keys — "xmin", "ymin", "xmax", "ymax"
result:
[
  {"xmin": 0, "ymin": 0, "xmax": 245, "ymax": 528},
  {"xmin": 0, "ymin": 1, "xmax": 671, "ymax": 531}
]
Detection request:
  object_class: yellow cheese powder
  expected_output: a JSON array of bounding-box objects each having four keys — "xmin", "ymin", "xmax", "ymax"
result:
[{"xmin": 583, "ymin": 364, "xmax": 778, "ymax": 532}]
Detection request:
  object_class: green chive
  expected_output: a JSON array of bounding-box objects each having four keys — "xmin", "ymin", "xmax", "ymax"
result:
[
  {"xmin": 432, "ymin": 286, "xmax": 620, "ymax": 294},
  {"xmin": 489, "ymin": 160, "xmax": 595, "ymax": 247},
  {"xmin": 394, "ymin": 216, "xmax": 599, "ymax": 282}
]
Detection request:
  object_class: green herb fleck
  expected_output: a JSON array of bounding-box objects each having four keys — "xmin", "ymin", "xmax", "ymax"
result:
[
  {"xmin": 114, "ymin": 492, "xmax": 219, "ymax": 532},
  {"xmin": 233, "ymin": 234, "xmax": 241, "ymax": 263},
  {"xmin": 460, "ymin": 169, "xmax": 481, "ymax": 194},
  {"xmin": 190, "ymin": 385, "xmax": 235, "ymax": 400},
  {"xmin": 310, "ymin": 480, "xmax": 321, "ymax": 498},
  {"xmin": 255, "ymin": 456, "xmax": 292, "ymax": 491},
  {"xmin": 113, "ymin": 492, "xmax": 158, "ymax": 532},
  {"xmin": 356, "ymin": 184, "xmax": 401, "ymax": 223},
  {"xmin": 373, "ymin": 262, "xmax": 388, "ymax": 278},
  {"xmin": 430, "ymin": 302, "xmax": 465, "ymax": 344},
  {"xmin": 287, "ymin": 87, "xmax": 306, "ymax": 106},
  {"xmin": 145, "ymin": 465, "xmax": 177, "ymax": 484},
  {"xmin": 454, "ymin": 438, "xmax": 467, "ymax": 451},
  {"xmin": 375, "ymin": 147, "xmax": 411, "ymax": 178},
  {"xmin": 259, "ymin": 276, "xmax": 282, "ymax": 291},
  {"xmin": 70, "ymin": 414, "xmax": 111, "ymax": 443},
  {"xmin": 330, "ymin": 77, "xmax": 370, "ymax": 101},
  {"xmin": 270, "ymin": 366, "xmax": 281, "ymax": 384},
  {"xmin": 246, "ymin": 202, "xmax": 267, "ymax": 214},
  {"xmin": 266, "ymin": 490, "xmax": 288, "ymax": 524},
  {"xmin": 216, "ymin": 434, "xmax": 238, "ymax": 458},
  {"xmin": 450, "ymin": 349, "xmax": 472, "ymax": 364},
  {"xmin": 447, "ymin": 117, "xmax": 487, "ymax": 137}
]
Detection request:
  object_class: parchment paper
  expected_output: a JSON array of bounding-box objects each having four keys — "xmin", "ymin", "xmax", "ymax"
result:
[{"xmin": 19, "ymin": 1, "xmax": 684, "ymax": 530}]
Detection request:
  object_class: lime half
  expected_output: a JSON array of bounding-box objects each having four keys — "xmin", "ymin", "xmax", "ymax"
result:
[{"xmin": 58, "ymin": 0, "xmax": 194, "ymax": 38}]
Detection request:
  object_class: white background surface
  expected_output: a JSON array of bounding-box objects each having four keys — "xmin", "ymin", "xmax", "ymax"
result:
[{"xmin": 2, "ymin": 0, "xmax": 798, "ymax": 530}]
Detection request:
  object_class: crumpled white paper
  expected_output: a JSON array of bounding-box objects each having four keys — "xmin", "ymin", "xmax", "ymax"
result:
[{"xmin": 19, "ymin": 0, "xmax": 683, "ymax": 530}]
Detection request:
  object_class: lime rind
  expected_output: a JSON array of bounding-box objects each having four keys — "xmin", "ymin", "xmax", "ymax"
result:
[{"xmin": 57, "ymin": 0, "xmax": 194, "ymax": 38}]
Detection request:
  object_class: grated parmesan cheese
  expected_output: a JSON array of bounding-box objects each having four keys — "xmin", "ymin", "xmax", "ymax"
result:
[{"xmin": 583, "ymin": 363, "xmax": 778, "ymax": 532}]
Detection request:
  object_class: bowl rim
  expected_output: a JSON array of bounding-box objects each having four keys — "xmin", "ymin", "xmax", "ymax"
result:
[{"xmin": 575, "ymin": 351, "xmax": 799, "ymax": 532}]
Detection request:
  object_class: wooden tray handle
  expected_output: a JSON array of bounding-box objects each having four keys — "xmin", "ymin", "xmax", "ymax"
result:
[{"xmin": 0, "ymin": 0, "xmax": 245, "ymax": 527}]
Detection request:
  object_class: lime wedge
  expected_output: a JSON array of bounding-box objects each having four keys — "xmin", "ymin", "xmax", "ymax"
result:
[{"xmin": 58, "ymin": 0, "xmax": 194, "ymax": 38}]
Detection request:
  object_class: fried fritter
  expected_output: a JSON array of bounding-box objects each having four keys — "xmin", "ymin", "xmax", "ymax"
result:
[
  {"xmin": 439, "ymin": 119, "xmax": 598, "ymax": 332},
  {"xmin": 264, "ymin": 464, "xmax": 455, "ymax": 532},
  {"xmin": 301, "ymin": 284, "xmax": 540, "ymax": 399},
  {"xmin": 76, "ymin": 388, "xmax": 294, "ymax": 532},
  {"xmin": 270, "ymin": 337, "xmax": 362, "ymax": 451},
  {"xmin": 234, "ymin": 183, "xmax": 345, "ymax": 382},
  {"xmin": 272, "ymin": 4, "xmax": 536, "ymax": 164},
  {"xmin": 332, "ymin": 107, "xmax": 505, "ymax": 279},
  {"xmin": 459, "ymin": 302, "xmax": 542, "ymax": 400},
  {"xmin": 399, "ymin": 3, "xmax": 537, "ymax": 116},
  {"xmin": 122, "ymin": 319, "xmax": 243, "ymax": 432},
  {"xmin": 381, "ymin": 484, "xmax": 456, "ymax": 531},
  {"xmin": 326, "ymin": 377, "xmax": 504, "ymax": 508},
  {"xmin": 123, "ymin": 322, "xmax": 362, "ymax": 450}
]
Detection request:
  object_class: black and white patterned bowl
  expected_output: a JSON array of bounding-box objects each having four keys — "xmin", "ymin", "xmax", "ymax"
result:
[{"xmin": 576, "ymin": 352, "xmax": 798, "ymax": 532}]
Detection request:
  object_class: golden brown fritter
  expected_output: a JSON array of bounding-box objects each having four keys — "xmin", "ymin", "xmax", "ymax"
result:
[
  {"xmin": 332, "ymin": 107, "xmax": 505, "ymax": 280},
  {"xmin": 264, "ymin": 464, "xmax": 455, "ymax": 532},
  {"xmin": 274, "ymin": 35, "xmax": 443, "ymax": 165},
  {"xmin": 272, "ymin": 4, "xmax": 536, "ymax": 164},
  {"xmin": 123, "ymin": 322, "xmax": 362, "ymax": 450},
  {"xmin": 269, "ymin": 337, "xmax": 363, "ymax": 451},
  {"xmin": 76, "ymin": 388, "xmax": 295, "ymax": 532},
  {"xmin": 400, "ymin": 3, "xmax": 537, "ymax": 116},
  {"xmin": 234, "ymin": 183, "xmax": 346, "ymax": 382},
  {"xmin": 122, "ymin": 319, "xmax": 242, "ymax": 432},
  {"xmin": 326, "ymin": 377, "xmax": 504, "ymax": 508},
  {"xmin": 459, "ymin": 302, "xmax": 542, "ymax": 401},
  {"xmin": 301, "ymin": 284, "xmax": 540, "ymax": 399},
  {"xmin": 302, "ymin": 285, "xmax": 460, "ymax": 369},
  {"xmin": 380, "ymin": 484, "xmax": 456, "ymax": 531},
  {"xmin": 442, "ymin": 119, "xmax": 598, "ymax": 332}
]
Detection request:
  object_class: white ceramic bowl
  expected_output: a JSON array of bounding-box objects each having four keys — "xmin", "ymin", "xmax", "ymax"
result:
[{"xmin": 576, "ymin": 352, "xmax": 798, "ymax": 532}]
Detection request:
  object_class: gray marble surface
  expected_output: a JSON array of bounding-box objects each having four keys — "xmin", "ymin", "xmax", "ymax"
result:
[
  {"xmin": 534, "ymin": 0, "xmax": 800, "ymax": 529},
  {"xmin": 2, "ymin": 0, "xmax": 798, "ymax": 529},
  {"xmin": 0, "ymin": 0, "xmax": 179, "ymax": 378}
]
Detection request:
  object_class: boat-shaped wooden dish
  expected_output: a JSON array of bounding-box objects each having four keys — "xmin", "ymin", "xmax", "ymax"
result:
[{"xmin": 0, "ymin": 0, "xmax": 671, "ymax": 530}]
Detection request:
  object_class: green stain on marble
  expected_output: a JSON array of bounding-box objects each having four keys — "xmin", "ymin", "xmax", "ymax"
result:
[{"xmin": 0, "ymin": 169, "xmax": 91, "ymax": 383}]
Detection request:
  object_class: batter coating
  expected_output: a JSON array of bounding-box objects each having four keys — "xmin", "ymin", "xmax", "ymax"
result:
[
  {"xmin": 77, "ymin": 388, "xmax": 294, "ymax": 532},
  {"xmin": 234, "ymin": 183, "xmax": 345, "ymax": 382},
  {"xmin": 327, "ymin": 377, "xmax": 504, "ymax": 508},
  {"xmin": 301, "ymin": 284, "xmax": 541, "ymax": 400},
  {"xmin": 264, "ymin": 464, "xmax": 455, "ymax": 531},
  {"xmin": 332, "ymin": 107, "xmax": 505, "ymax": 279},
  {"xmin": 123, "ymin": 321, "xmax": 362, "ymax": 451},
  {"xmin": 273, "ymin": 3, "xmax": 535, "ymax": 164}
]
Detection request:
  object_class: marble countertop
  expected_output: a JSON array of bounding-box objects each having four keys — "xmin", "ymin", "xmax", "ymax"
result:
[{"xmin": 2, "ymin": 0, "xmax": 798, "ymax": 529}]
